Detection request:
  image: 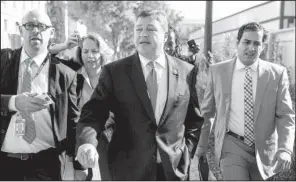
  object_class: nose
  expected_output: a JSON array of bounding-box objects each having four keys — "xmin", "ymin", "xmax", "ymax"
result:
[
  {"xmin": 32, "ymin": 26, "xmax": 41, "ymax": 32},
  {"xmin": 140, "ymin": 29, "xmax": 148, "ymax": 37},
  {"xmin": 248, "ymin": 43, "xmax": 256, "ymax": 51},
  {"xmin": 87, "ymin": 52, "xmax": 94, "ymax": 58}
]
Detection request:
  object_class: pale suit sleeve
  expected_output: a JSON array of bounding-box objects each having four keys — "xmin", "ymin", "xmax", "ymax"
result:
[
  {"xmin": 198, "ymin": 67, "xmax": 216, "ymax": 149},
  {"xmin": 275, "ymin": 68, "xmax": 295, "ymax": 154}
]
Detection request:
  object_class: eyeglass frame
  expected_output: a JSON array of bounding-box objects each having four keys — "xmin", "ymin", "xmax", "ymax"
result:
[{"xmin": 22, "ymin": 22, "xmax": 52, "ymax": 32}]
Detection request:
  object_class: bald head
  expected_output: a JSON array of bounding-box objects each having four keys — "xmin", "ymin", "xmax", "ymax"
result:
[
  {"xmin": 22, "ymin": 9, "xmax": 52, "ymax": 26},
  {"xmin": 20, "ymin": 9, "xmax": 55, "ymax": 57}
]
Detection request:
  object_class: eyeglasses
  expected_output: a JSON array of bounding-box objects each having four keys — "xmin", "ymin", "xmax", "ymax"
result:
[{"xmin": 22, "ymin": 23, "xmax": 52, "ymax": 31}]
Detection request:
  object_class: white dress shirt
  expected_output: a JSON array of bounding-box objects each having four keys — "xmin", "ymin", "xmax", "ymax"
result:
[
  {"xmin": 138, "ymin": 53, "xmax": 168, "ymax": 124},
  {"xmin": 228, "ymin": 58, "xmax": 258, "ymax": 137},
  {"xmin": 1, "ymin": 48, "xmax": 55, "ymax": 153}
]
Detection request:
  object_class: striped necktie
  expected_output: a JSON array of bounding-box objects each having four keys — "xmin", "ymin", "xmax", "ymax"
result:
[
  {"xmin": 20, "ymin": 58, "xmax": 36, "ymax": 144},
  {"xmin": 244, "ymin": 67, "xmax": 255, "ymax": 146}
]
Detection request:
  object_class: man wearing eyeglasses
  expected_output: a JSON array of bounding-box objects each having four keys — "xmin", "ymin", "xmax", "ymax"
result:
[{"xmin": 0, "ymin": 9, "xmax": 80, "ymax": 180}]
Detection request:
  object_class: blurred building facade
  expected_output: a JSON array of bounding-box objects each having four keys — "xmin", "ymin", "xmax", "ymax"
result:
[
  {"xmin": 189, "ymin": 1, "xmax": 295, "ymax": 43},
  {"xmin": 189, "ymin": 1, "xmax": 295, "ymax": 84},
  {"xmin": 1, "ymin": 1, "xmax": 47, "ymax": 49}
]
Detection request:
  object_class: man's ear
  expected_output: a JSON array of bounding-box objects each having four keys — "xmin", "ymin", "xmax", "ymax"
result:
[
  {"xmin": 18, "ymin": 24, "xmax": 24, "ymax": 37},
  {"xmin": 236, "ymin": 40, "xmax": 240, "ymax": 48},
  {"xmin": 49, "ymin": 27, "xmax": 55, "ymax": 39},
  {"xmin": 262, "ymin": 42, "xmax": 267, "ymax": 50},
  {"xmin": 164, "ymin": 32, "xmax": 168, "ymax": 43}
]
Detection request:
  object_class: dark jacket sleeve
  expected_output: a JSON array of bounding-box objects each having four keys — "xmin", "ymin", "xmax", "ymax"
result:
[
  {"xmin": 184, "ymin": 67, "xmax": 204, "ymax": 159},
  {"xmin": 66, "ymin": 71, "xmax": 80, "ymax": 157},
  {"xmin": 75, "ymin": 65, "xmax": 113, "ymax": 153},
  {"xmin": 0, "ymin": 48, "xmax": 18, "ymax": 120}
]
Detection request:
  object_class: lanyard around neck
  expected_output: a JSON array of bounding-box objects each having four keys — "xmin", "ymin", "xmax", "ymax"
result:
[{"xmin": 30, "ymin": 53, "xmax": 50, "ymax": 80}]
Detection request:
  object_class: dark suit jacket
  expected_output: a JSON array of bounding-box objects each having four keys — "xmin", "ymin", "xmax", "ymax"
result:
[
  {"xmin": 0, "ymin": 48, "xmax": 80, "ymax": 157},
  {"xmin": 76, "ymin": 52, "xmax": 204, "ymax": 180},
  {"xmin": 58, "ymin": 58, "xmax": 115, "ymax": 139}
]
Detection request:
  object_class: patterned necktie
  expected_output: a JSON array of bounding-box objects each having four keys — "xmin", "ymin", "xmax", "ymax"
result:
[
  {"xmin": 146, "ymin": 61, "xmax": 158, "ymax": 113},
  {"xmin": 244, "ymin": 67, "xmax": 255, "ymax": 146},
  {"xmin": 20, "ymin": 58, "xmax": 36, "ymax": 144}
]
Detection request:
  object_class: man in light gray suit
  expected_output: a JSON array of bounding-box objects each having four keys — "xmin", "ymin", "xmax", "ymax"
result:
[{"xmin": 197, "ymin": 22, "xmax": 295, "ymax": 180}]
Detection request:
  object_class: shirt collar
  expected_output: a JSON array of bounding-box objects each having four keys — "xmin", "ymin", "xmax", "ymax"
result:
[
  {"xmin": 20, "ymin": 48, "xmax": 48, "ymax": 67},
  {"xmin": 235, "ymin": 57, "xmax": 259, "ymax": 72},
  {"xmin": 138, "ymin": 53, "xmax": 166, "ymax": 69},
  {"xmin": 78, "ymin": 66, "xmax": 102, "ymax": 89}
]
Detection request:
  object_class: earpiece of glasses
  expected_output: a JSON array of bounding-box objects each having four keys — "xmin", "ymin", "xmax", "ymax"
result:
[{"xmin": 22, "ymin": 23, "xmax": 52, "ymax": 31}]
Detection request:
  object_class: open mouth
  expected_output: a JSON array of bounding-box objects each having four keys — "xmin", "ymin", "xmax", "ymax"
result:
[
  {"xmin": 245, "ymin": 53, "xmax": 255, "ymax": 57},
  {"xmin": 140, "ymin": 41, "xmax": 150, "ymax": 44}
]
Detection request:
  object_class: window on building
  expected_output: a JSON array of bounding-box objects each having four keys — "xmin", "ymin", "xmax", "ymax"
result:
[
  {"xmin": 4, "ymin": 19, "xmax": 8, "ymax": 32},
  {"xmin": 288, "ymin": 17, "xmax": 295, "ymax": 28}
]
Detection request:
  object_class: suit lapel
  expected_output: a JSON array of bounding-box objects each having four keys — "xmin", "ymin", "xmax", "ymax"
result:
[
  {"xmin": 127, "ymin": 53, "xmax": 155, "ymax": 122},
  {"xmin": 48, "ymin": 56, "xmax": 59, "ymax": 122},
  {"xmin": 158, "ymin": 54, "xmax": 178, "ymax": 126},
  {"xmin": 11, "ymin": 48, "xmax": 22, "ymax": 94},
  {"xmin": 254, "ymin": 60, "xmax": 269, "ymax": 123},
  {"xmin": 221, "ymin": 59, "xmax": 236, "ymax": 120}
]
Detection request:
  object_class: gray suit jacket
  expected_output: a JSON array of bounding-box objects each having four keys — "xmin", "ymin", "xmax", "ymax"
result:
[{"xmin": 199, "ymin": 58, "xmax": 295, "ymax": 179}]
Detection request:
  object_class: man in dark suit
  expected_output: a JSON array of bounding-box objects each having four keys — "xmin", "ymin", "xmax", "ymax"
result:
[
  {"xmin": 0, "ymin": 9, "xmax": 80, "ymax": 180},
  {"xmin": 75, "ymin": 10, "xmax": 204, "ymax": 180}
]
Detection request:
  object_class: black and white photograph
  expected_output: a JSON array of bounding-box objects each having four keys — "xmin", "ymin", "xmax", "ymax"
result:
[{"xmin": 0, "ymin": 1, "xmax": 295, "ymax": 181}]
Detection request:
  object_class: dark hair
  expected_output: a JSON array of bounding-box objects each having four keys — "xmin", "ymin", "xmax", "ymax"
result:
[
  {"xmin": 166, "ymin": 25, "xmax": 182, "ymax": 58},
  {"xmin": 136, "ymin": 10, "xmax": 168, "ymax": 32},
  {"xmin": 237, "ymin": 22, "xmax": 268, "ymax": 43},
  {"xmin": 76, "ymin": 32, "xmax": 106, "ymax": 67}
]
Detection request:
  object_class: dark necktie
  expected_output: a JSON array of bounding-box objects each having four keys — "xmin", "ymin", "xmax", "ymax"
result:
[
  {"xmin": 20, "ymin": 58, "xmax": 36, "ymax": 144},
  {"xmin": 244, "ymin": 67, "xmax": 255, "ymax": 146}
]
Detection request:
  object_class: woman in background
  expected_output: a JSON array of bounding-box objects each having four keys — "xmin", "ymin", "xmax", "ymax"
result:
[{"xmin": 49, "ymin": 32, "xmax": 114, "ymax": 180}]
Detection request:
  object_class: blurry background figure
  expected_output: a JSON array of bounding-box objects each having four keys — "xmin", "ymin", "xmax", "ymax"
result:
[
  {"xmin": 186, "ymin": 39, "xmax": 213, "ymax": 70},
  {"xmin": 165, "ymin": 25, "xmax": 183, "ymax": 60},
  {"xmin": 49, "ymin": 32, "xmax": 115, "ymax": 180},
  {"xmin": 186, "ymin": 41, "xmax": 211, "ymax": 181},
  {"xmin": 165, "ymin": 26, "xmax": 211, "ymax": 181}
]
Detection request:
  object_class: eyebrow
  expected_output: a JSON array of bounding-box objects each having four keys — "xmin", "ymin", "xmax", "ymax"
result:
[{"xmin": 243, "ymin": 39, "xmax": 260, "ymax": 43}]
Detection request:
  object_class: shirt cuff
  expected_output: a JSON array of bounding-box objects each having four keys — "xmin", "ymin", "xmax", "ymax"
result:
[
  {"xmin": 278, "ymin": 148, "xmax": 292, "ymax": 155},
  {"xmin": 8, "ymin": 95, "xmax": 18, "ymax": 111}
]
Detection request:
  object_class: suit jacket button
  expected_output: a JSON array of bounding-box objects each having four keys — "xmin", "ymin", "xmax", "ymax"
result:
[{"xmin": 0, "ymin": 129, "xmax": 5, "ymax": 134}]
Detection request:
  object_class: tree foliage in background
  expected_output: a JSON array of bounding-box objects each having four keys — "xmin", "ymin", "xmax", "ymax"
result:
[
  {"xmin": 211, "ymin": 32, "xmax": 237, "ymax": 63},
  {"xmin": 67, "ymin": 1, "xmax": 183, "ymax": 61},
  {"xmin": 46, "ymin": 1, "xmax": 66, "ymax": 44}
]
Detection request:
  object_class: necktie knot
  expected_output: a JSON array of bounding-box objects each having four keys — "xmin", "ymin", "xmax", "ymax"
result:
[
  {"xmin": 148, "ymin": 61, "xmax": 155, "ymax": 69},
  {"xmin": 24, "ymin": 58, "xmax": 34, "ymax": 68},
  {"xmin": 245, "ymin": 67, "xmax": 251, "ymax": 73}
]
